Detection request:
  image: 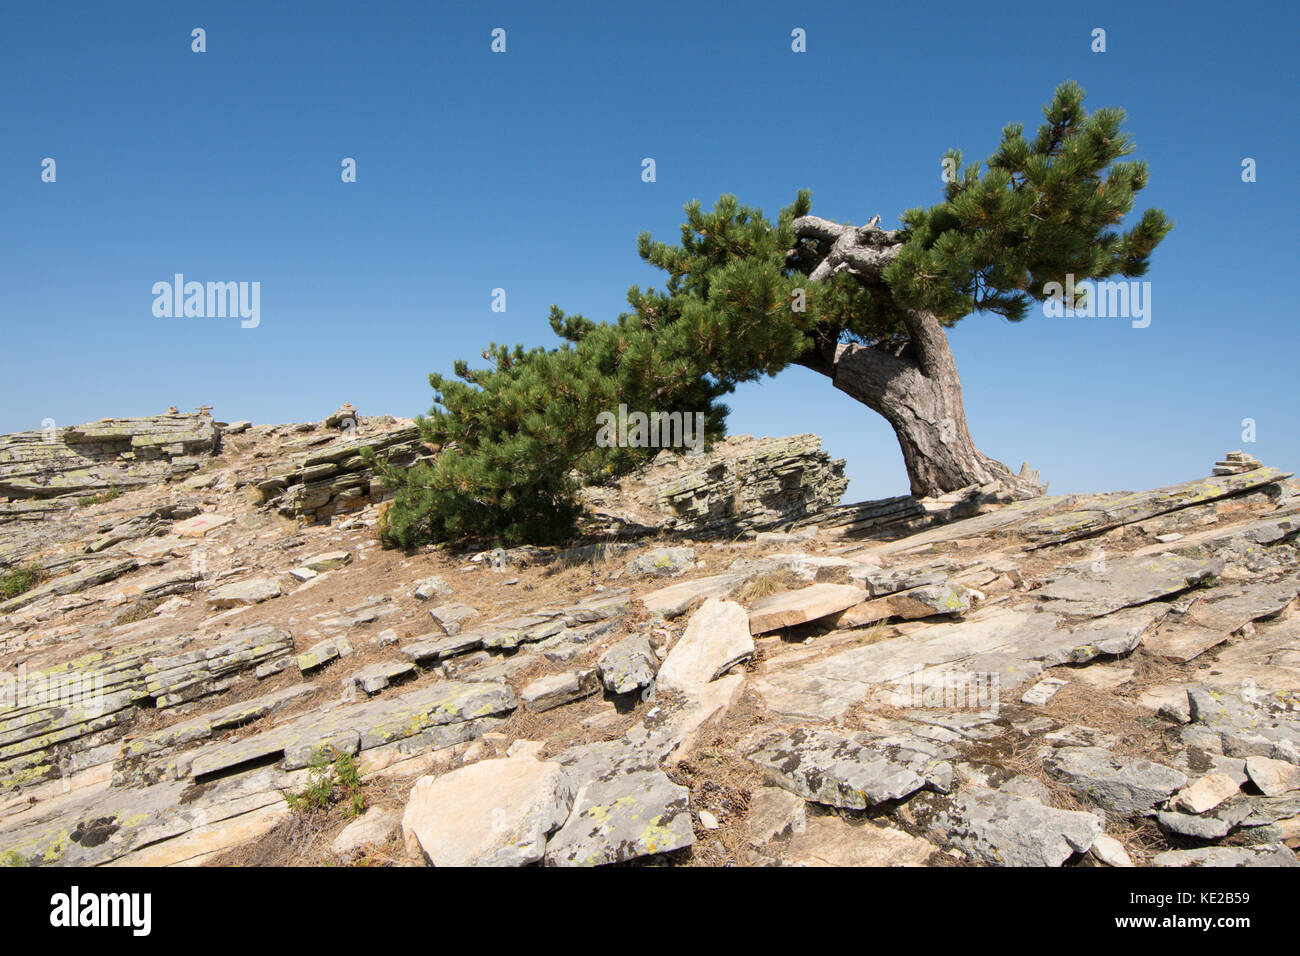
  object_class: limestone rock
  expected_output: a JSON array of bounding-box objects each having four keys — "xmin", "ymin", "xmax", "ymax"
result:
[
  {"xmin": 1246, "ymin": 755, "xmax": 1300, "ymax": 797},
  {"xmin": 627, "ymin": 547, "xmax": 696, "ymax": 578},
  {"xmin": 402, "ymin": 755, "xmax": 574, "ymax": 867},
  {"xmin": 746, "ymin": 728, "xmax": 927, "ymax": 809},
  {"xmin": 207, "ymin": 577, "xmax": 282, "ymax": 608},
  {"xmin": 429, "ymin": 602, "xmax": 478, "ymax": 636},
  {"xmin": 412, "ymin": 575, "xmax": 452, "ymax": 600},
  {"xmin": 521, "ymin": 669, "xmax": 600, "ymax": 712},
  {"xmin": 1172, "ymin": 772, "xmax": 1242, "ymax": 814},
  {"xmin": 747, "ymin": 583, "xmax": 868, "ymax": 635},
  {"xmin": 938, "ymin": 787, "xmax": 1101, "ymax": 867},
  {"xmin": 302, "ymin": 550, "xmax": 351, "ymax": 572},
  {"xmin": 174, "ymin": 513, "xmax": 236, "ymax": 538},
  {"xmin": 748, "ymin": 787, "xmax": 807, "ymax": 845},
  {"xmin": 1044, "ymin": 746, "xmax": 1187, "ymax": 816},
  {"xmin": 331, "ymin": 808, "xmax": 400, "ymax": 857},
  {"xmin": 656, "ymin": 598, "xmax": 754, "ymax": 692},
  {"xmin": 597, "ymin": 634, "xmax": 659, "ymax": 695},
  {"xmin": 297, "ymin": 636, "xmax": 354, "ymax": 673},
  {"xmin": 773, "ymin": 815, "xmax": 934, "ymax": 867},
  {"xmin": 1153, "ymin": 843, "xmax": 1299, "ymax": 867},
  {"xmin": 544, "ymin": 769, "xmax": 693, "ymax": 866},
  {"xmin": 836, "ymin": 583, "xmax": 972, "ymax": 628},
  {"xmin": 1090, "ymin": 834, "xmax": 1135, "ymax": 867}
]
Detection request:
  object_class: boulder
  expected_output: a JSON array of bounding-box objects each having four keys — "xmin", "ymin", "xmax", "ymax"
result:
[
  {"xmin": 597, "ymin": 634, "xmax": 659, "ymax": 695},
  {"xmin": 402, "ymin": 756, "xmax": 574, "ymax": 866},
  {"xmin": 331, "ymin": 808, "xmax": 400, "ymax": 857},
  {"xmin": 627, "ymin": 547, "xmax": 696, "ymax": 578},
  {"xmin": 544, "ymin": 769, "xmax": 693, "ymax": 866}
]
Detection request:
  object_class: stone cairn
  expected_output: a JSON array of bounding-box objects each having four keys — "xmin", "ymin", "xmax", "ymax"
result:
[{"xmin": 1214, "ymin": 450, "xmax": 1261, "ymax": 476}]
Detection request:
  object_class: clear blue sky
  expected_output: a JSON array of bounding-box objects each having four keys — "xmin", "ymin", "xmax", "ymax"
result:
[{"xmin": 2, "ymin": 1, "xmax": 1296, "ymax": 500}]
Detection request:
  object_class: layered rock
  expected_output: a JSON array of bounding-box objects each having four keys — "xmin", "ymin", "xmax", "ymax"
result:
[{"xmin": 582, "ymin": 434, "xmax": 851, "ymax": 536}]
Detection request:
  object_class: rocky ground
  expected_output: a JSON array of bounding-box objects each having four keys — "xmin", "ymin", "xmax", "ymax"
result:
[{"xmin": 1, "ymin": 409, "xmax": 1298, "ymax": 868}]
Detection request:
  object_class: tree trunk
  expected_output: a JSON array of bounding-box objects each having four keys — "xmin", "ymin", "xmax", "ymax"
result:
[
  {"xmin": 792, "ymin": 215, "xmax": 1041, "ymax": 501},
  {"xmin": 828, "ymin": 335, "xmax": 1031, "ymax": 499}
]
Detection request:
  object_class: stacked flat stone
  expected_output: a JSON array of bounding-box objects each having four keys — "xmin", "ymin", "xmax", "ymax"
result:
[{"xmin": 1213, "ymin": 450, "xmax": 1261, "ymax": 476}]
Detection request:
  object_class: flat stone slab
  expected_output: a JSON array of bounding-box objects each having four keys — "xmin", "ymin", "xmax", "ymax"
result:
[
  {"xmin": 747, "ymin": 786, "xmax": 807, "ymax": 845},
  {"xmin": 401, "ymin": 631, "xmax": 484, "ymax": 663},
  {"xmin": 936, "ymin": 787, "xmax": 1101, "ymax": 867},
  {"xmin": 747, "ymin": 728, "xmax": 928, "ymax": 809},
  {"xmin": 207, "ymin": 577, "xmax": 282, "ymax": 608},
  {"xmin": 347, "ymin": 660, "xmax": 416, "ymax": 695},
  {"xmin": 748, "ymin": 583, "xmax": 868, "ymax": 635},
  {"xmin": 297, "ymin": 636, "xmax": 354, "ymax": 673},
  {"xmin": 597, "ymin": 633, "xmax": 659, "ymax": 694},
  {"xmin": 1152, "ymin": 843, "xmax": 1299, "ymax": 867},
  {"xmin": 429, "ymin": 602, "xmax": 478, "ymax": 636},
  {"xmin": 836, "ymin": 583, "xmax": 972, "ymax": 627},
  {"xmin": 1172, "ymin": 772, "xmax": 1243, "ymax": 814},
  {"xmin": 0, "ymin": 557, "xmax": 139, "ymax": 612},
  {"xmin": 544, "ymin": 769, "xmax": 693, "ymax": 866},
  {"xmin": 480, "ymin": 616, "xmax": 564, "ymax": 650},
  {"xmin": 1019, "ymin": 468, "xmax": 1293, "ymax": 546},
  {"xmin": 1044, "ymin": 746, "xmax": 1187, "ymax": 816},
  {"xmin": 656, "ymin": 598, "xmax": 753, "ymax": 692},
  {"xmin": 1021, "ymin": 677, "xmax": 1068, "ymax": 706},
  {"xmin": 402, "ymin": 755, "xmax": 574, "ymax": 866},
  {"xmin": 521, "ymin": 669, "xmax": 600, "ymax": 712},
  {"xmin": 302, "ymin": 550, "xmax": 351, "ymax": 571},
  {"xmin": 188, "ymin": 680, "xmax": 516, "ymax": 779},
  {"xmin": 174, "ymin": 513, "xmax": 236, "ymax": 538},
  {"xmin": 1187, "ymin": 687, "xmax": 1300, "ymax": 763},
  {"xmin": 771, "ymin": 815, "xmax": 934, "ymax": 867},
  {"xmin": 1037, "ymin": 552, "xmax": 1224, "ymax": 617},
  {"xmin": 640, "ymin": 573, "xmax": 742, "ymax": 618},
  {"xmin": 1246, "ymin": 755, "xmax": 1300, "ymax": 797}
]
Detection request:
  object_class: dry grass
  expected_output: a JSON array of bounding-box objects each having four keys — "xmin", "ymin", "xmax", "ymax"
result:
[{"xmin": 732, "ymin": 569, "xmax": 801, "ymax": 604}]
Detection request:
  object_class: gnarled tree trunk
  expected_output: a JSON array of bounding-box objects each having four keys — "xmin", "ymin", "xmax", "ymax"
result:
[{"xmin": 791, "ymin": 216, "xmax": 1040, "ymax": 501}]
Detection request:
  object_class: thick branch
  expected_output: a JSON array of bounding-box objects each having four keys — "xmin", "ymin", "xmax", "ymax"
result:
[{"xmin": 791, "ymin": 215, "xmax": 905, "ymax": 282}]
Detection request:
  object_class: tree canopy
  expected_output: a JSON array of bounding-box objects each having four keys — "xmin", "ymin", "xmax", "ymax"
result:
[{"xmin": 376, "ymin": 80, "xmax": 1171, "ymax": 548}]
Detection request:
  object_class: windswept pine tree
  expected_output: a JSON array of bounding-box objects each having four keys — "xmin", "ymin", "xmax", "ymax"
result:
[{"xmin": 379, "ymin": 81, "xmax": 1171, "ymax": 547}]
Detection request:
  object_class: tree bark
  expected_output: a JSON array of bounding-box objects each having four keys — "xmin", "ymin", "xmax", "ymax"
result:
[{"xmin": 791, "ymin": 216, "xmax": 1040, "ymax": 500}]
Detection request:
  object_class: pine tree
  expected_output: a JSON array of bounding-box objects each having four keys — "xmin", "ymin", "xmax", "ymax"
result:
[{"xmin": 380, "ymin": 81, "xmax": 1171, "ymax": 548}]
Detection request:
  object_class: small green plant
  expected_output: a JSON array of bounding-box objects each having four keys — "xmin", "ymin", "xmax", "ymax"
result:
[
  {"xmin": 285, "ymin": 747, "xmax": 365, "ymax": 817},
  {"xmin": 0, "ymin": 565, "xmax": 44, "ymax": 601},
  {"xmin": 76, "ymin": 487, "xmax": 121, "ymax": 508},
  {"xmin": 0, "ymin": 850, "xmax": 24, "ymax": 867}
]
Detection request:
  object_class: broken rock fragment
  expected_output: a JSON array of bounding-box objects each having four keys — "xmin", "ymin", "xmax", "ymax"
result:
[
  {"xmin": 656, "ymin": 598, "xmax": 753, "ymax": 693},
  {"xmin": 403, "ymin": 755, "xmax": 574, "ymax": 866}
]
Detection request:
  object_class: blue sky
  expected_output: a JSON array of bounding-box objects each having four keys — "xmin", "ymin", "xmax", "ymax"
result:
[{"xmin": 2, "ymin": 1, "xmax": 1296, "ymax": 500}]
